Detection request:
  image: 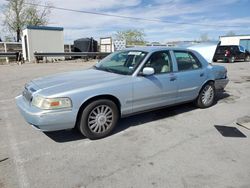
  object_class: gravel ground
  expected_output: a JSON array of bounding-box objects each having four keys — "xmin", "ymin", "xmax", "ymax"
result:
[{"xmin": 0, "ymin": 60, "xmax": 250, "ymax": 188}]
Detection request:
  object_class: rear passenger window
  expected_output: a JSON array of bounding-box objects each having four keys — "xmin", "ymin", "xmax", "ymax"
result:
[{"xmin": 174, "ymin": 51, "xmax": 202, "ymax": 71}]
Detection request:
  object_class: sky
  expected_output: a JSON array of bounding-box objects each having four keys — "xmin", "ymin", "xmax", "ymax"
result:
[{"xmin": 0, "ymin": 0, "xmax": 250, "ymax": 43}]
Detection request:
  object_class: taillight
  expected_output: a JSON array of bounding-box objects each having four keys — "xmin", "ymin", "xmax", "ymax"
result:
[{"xmin": 225, "ymin": 50, "xmax": 230, "ymax": 56}]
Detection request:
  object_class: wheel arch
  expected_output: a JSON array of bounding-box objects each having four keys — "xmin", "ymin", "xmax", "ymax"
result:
[
  {"xmin": 75, "ymin": 94, "xmax": 121, "ymax": 128},
  {"xmin": 199, "ymin": 80, "xmax": 215, "ymax": 94},
  {"xmin": 195, "ymin": 80, "xmax": 216, "ymax": 108}
]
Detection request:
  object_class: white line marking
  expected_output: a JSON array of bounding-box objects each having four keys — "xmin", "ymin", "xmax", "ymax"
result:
[{"xmin": 3, "ymin": 112, "xmax": 30, "ymax": 188}]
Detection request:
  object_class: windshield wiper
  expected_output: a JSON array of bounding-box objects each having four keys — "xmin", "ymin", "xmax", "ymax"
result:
[
  {"xmin": 102, "ymin": 67, "xmax": 116, "ymax": 73},
  {"xmin": 94, "ymin": 66, "xmax": 116, "ymax": 74},
  {"xmin": 93, "ymin": 65, "xmax": 99, "ymax": 70}
]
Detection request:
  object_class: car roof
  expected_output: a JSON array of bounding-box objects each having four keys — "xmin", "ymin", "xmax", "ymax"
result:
[{"xmin": 124, "ymin": 46, "xmax": 192, "ymax": 53}]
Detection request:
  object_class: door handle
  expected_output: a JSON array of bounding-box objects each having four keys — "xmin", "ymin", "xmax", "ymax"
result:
[
  {"xmin": 170, "ymin": 76, "xmax": 177, "ymax": 81},
  {"xmin": 200, "ymin": 72, "xmax": 204, "ymax": 77}
]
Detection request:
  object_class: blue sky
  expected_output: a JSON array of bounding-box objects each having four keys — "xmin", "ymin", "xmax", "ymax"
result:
[{"xmin": 0, "ymin": 0, "xmax": 250, "ymax": 43}]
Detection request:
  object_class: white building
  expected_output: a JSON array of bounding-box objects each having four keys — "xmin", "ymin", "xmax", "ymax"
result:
[
  {"xmin": 100, "ymin": 37, "xmax": 114, "ymax": 52},
  {"xmin": 220, "ymin": 35, "xmax": 250, "ymax": 51},
  {"xmin": 22, "ymin": 26, "xmax": 64, "ymax": 62}
]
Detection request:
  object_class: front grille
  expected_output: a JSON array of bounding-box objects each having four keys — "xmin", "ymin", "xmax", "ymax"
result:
[{"xmin": 22, "ymin": 88, "xmax": 33, "ymax": 102}]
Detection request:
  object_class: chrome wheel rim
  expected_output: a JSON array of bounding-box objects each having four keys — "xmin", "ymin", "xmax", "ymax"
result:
[
  {"xmin": 246, "ymin": 56, "xmax": 250, "ymax": 61},
  {"xmin": 88, "ymin": 105, "xmax": 113, "ymax": 133},
  {"xmin": 201, "ymin": 85, "xmax": 214, "ymax": 106},
  {"xmin": 231, "ymin": 56, "xmax": 235, "ymax": 62}
]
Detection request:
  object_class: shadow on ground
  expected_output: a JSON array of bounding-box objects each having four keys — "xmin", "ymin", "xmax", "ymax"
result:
[
  {"xmin": 44, "ymin": 128, "xmax": 85, "ymax": 143},
  {"xmin": 45, "ymin": 91, "xmax": 230, "ymax": 143},
  {"xmin": 113, "ymin": 103, "xmax": 195, "ymax": 135},
  {"xmin": 215, "ymin": 92, "xmax": 231, "ymax": 104}
]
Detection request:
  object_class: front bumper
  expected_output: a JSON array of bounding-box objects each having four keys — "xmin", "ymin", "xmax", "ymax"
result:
[
  {"xmin": 214, "ymin": 78, "xmax": 229, "ymax": 90},
  {"xmin": 15, "ymin": 95, "xmax": 77, "ymax": 131}
]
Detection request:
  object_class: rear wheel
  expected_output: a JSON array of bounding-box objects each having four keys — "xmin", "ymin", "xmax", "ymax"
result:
[
  {"xmin": 78, "ymin": 99, "xmax": 119, "ymax": 139},
  {"xmin": 229, "ymin": 56, "xmax": 235, "ymax": 63},
  {"xmin": 245, "ymin": 55, "xmax": 250, "ymax": 62},
  {"xmin": 195, "ymin": 82, "xmax": 215, "ymax": 108}
]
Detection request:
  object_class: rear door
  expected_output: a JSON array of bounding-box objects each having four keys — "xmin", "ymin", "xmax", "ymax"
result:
[{"xmin": 173, "ymin": 50, "xmax": 207, "ymax": 102}]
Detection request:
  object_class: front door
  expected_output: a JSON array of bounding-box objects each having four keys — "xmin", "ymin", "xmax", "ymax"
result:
[{"xmin": 132, "ymin": 51, "xmax": 178, "ymax": 113}]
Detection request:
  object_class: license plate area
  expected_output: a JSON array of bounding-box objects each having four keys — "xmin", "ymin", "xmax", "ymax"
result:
[{"xmin": 22, "ymin": 88, "xmax": 33, "ymax": 102}]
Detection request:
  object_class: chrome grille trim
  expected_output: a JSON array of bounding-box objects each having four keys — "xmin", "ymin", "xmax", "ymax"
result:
[
  {"xmin": 22, "ymin": 84, "xmax": 37, "ymax": 103},
  {"xmin": 22, "ymin": 88, "xmax": 33, "ymax": 102}
]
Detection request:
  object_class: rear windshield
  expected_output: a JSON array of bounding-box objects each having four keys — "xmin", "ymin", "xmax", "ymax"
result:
[{"xmin": 216, "ymin": 46, "xmax": 237, "ymax": 53}]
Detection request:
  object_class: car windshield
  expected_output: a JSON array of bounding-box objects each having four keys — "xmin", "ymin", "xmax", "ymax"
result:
[{"xmin": 95, "ymin": 50, "xmax": 148, "ymax": 75}]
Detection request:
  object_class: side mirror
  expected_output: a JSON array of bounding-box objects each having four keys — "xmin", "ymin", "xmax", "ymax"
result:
[{"xmin": 142, "ymin": 67, "xmax": 155, "ymax": 76}]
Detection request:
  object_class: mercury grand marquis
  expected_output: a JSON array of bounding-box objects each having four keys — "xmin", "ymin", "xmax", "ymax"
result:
[{"xmin": 16, "ymin": 47, "xmax": 229, "ymax": 139}]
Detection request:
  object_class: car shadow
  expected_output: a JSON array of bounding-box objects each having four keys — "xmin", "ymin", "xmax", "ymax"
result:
[
  {"xmin": 112, "ymin": 103, "xmax": 195, "ymax": 136},
  {"xmin": 214, "ymin": 91, "xmax": 230, "ymax": 104},
  {"xmin": 45, "ymin": 91, "xmax": 230, "ymax": 143},
  {"xmin": 213, "ymin": 60, "xmax": 244, "ymax": 63},
  {"xmin": 44, "ymin": 128, "xmax": 86, "ymax": 143}
]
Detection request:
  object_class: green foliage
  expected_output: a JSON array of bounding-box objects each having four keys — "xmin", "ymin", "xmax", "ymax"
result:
[
  {"xmin": 226, "ymin": 31, "xmax": 236, "ymax": 36},
  {"xmin": 3, "ymin": 0, "xmax": 51, "ymax": 41},
  {"xmin": 115, "ymin": 29, "xmax": 146, "ymax": 45},
  {"xmin": 200, "ymin": 33, "xmax": 210, "ymax": 42}
]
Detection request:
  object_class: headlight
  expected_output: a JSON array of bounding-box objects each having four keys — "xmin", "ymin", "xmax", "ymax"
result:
[{"xmin": 32, "ymin": 96, "xmax": 72, "ymax": 110}]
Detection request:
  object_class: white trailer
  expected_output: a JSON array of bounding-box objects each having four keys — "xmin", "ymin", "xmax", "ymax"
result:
[{"xmin": 22, "ymin": 26, "xmax": 64, "ymax": 62}]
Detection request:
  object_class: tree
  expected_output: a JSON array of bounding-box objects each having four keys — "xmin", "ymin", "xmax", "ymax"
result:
[
  {"xmin": 200, "ymin": 33, "xmax": 210, "ymax": 42},
  {"xmin": 226, "ymin": 31, "xmax": 236, "ymax": 36},
  {"xmin": 115, "ymin": 29, "xmax": 146, "ymax": 45},
  {"xmin": 3, "ymin": 0, "xmax": 51, "ymax": 42}
]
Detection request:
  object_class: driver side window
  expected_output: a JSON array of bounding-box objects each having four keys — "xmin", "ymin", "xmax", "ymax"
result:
[{"xmin": 143, "ymin": 51, "xmax": 172, "ymax": 74}]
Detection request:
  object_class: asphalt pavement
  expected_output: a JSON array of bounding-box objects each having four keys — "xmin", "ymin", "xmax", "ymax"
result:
[{"xmin": 0, "ymin": 60, "xmax": 250, "ymax": 188}]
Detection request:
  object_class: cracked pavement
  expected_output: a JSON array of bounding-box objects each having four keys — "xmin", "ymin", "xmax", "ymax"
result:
[{"xmin": 0, "ymin": 60, "xmax": 250, "ymax": 188}]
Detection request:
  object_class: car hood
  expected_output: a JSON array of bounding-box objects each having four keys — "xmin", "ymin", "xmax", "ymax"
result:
[{"xmin": 31, "ymin": 68, "xmax": 126, "ymax": 92}]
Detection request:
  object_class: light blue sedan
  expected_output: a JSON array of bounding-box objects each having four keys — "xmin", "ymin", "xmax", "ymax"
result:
[{"xmin": 16, "ymin": 47, "xmax": 229, "ymax": 139}]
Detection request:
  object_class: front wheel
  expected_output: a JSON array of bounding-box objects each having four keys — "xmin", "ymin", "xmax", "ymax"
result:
[
  {"xmin": 245, "ymin": 55, "xmax": 250, "ymax": 62},
  {"xmin": 195, "ymin": 82, "xmax": 215, "ymax": 108},
  {"xmin": 78, "ymin": 99, "xmax": 119, "ymax": 139}
]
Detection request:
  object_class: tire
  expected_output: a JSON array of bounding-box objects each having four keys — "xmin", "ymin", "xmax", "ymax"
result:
[
  {"xmin": 195, "ymin": 82, "xmax": 215, "ymax": 108},
  {"xmin": 245, "ymin": 55, "xmax": 250, "ymax": 62},
  {"xmin": 78, "ymin": 99, "xmax": 119, "ymax": 139},
  {"xmin": 229, "ymin": 56, "xmax": 235, "ymax": 63}
]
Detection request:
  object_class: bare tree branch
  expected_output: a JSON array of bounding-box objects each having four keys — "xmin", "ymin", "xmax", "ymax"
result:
[{"xmin": 3, "ymin": 0, "xmax": 52, "ymax": 42}]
